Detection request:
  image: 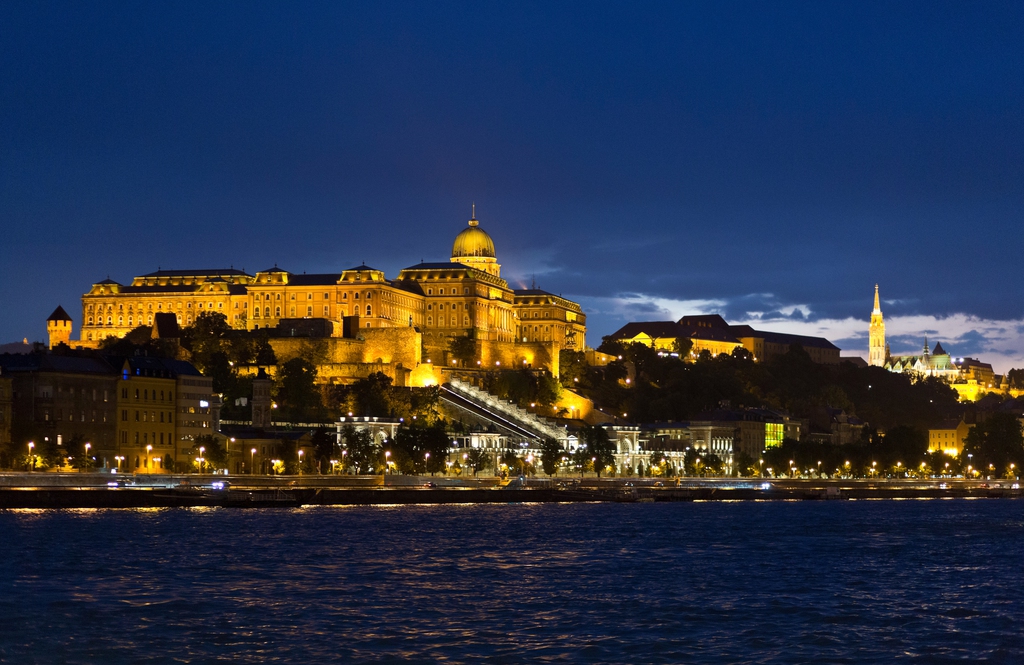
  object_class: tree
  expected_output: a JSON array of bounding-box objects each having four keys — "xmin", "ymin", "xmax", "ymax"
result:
[
  {"xmin": 539, "ymin": 437, "xmax": 564, "ymax": 476},
  {"xmin": 65, "ymin": 434, "xmax": 95, "ymax": 470},
  {"xmin": 275, "ymin": 357, "xmax": 325, "ymax": 422},
  {"xmin": 733, "ymin": 450, "xmax": 756, "ymax": 477},
  {"xmin": 465, "ymin": 448, "xmax": 489, "ymax": 476},
  {"xmin": 580, "ymin": 425, "xmax": 615, "ymax": 477},
  {"xmin": 392, "ymin": 421, "xmax": 451, "ymax": 475},
  {"xmin": 340, "ymin": 425, "xmax": 378, "ymax": 474},
  {"xmin": 559, "ymin": 350, "xmax": 588, "ymax": 388},
  {"xmin": 192, "ymin": 435, "xmax": 227, "ymax": 471},
  {"xmin": 449, "ymin": 336, "xmax": 476, "ymax": 367},
  {"xmin": 254, "ymin": 332, "xmax": 277, "ymax": 366},
  {"xmin": 350, "ymin": 372, "xmax": 396, "ymax": 417},
  {"xmin": 310, "ymin": 428, "xmax": 336, "ymax": 473},
  {"xmin": 963, "ymin": 413, "xmax": 1024, "ymax": 475}
]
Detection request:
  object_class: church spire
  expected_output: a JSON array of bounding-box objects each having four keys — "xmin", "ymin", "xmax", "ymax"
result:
[{"xmin": 869, "ymin": 284, "xmax": 886, "ymax": 367}]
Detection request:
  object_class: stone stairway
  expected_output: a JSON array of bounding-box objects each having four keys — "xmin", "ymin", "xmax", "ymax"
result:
[{"xmin": 445, "ymin": 379, "xmax": 567, "ymax": 442}]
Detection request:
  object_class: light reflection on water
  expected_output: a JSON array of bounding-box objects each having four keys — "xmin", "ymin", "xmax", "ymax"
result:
[{"xmin": 1, "ymin": 501, "xmax": 1024, "ymax": 663}]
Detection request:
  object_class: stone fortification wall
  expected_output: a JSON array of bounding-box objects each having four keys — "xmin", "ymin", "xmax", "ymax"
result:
[{"xmin": 422, "ymin": 338, "xmax": 559, "ymax": 377}]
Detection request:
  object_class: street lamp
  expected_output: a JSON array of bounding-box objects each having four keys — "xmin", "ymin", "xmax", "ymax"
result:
[
  {"xmin": 27, "ymin": 441, "xmax": 35, "ymax": 471},
  {"xmin": 115, "ymin": 455, "xmax": 124, "ymax": 472},
  {"xmin": 298, "ymin": 449, "xmax": 304, "ymax": 474},
  {"xmin": 82, "ymin": 443, "xmax": 92, "ymax": 472},
  {"xmin": 251, "ymin": 448, "xmax": 257, "ymax": 475},
  {"xmin": 146, "ymin": 445, "xmax": 153, "ymax": 473},
  {"xmin": 198, "ymin": 446, "xmax": 205, "ymax": 473}
]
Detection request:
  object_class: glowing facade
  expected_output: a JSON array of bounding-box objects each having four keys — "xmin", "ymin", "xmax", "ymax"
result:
[{"xmin": 65, "ymin": 213, "xmax": 586, "ymax": 381}]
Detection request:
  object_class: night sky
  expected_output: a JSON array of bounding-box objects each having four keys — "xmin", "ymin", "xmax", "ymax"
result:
[{"xmin": 3, "ymin": 2, "xmax": 1023, "ymax": 370}]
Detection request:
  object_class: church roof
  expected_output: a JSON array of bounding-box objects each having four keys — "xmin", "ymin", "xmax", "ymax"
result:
[
  {"xmin": 932, "ymin": 342, "xmax": 947, "ymax": 356},
  {"xmin": 47, "ymin": 305, "xmax": 72, "ymax": 322}
]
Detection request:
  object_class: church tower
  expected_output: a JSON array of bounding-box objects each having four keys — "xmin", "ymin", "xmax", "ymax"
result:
[
  {"xmin": 869, "ymin": 285, "xmax": 886, "ymax": 367},
  {"xmin": 46, "ymin": 306, "xmax": 73, "ymax": 349}
]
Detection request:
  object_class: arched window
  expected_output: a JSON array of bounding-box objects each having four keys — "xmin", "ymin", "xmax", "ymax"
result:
[
  {"xmin": 128, "ymin": 316, "xmax": 133, "ymax": 326},
  {"xmin": 118, "ymin": 316, "xmax": 123, "ymax": 326},
  {"xmin": 265, "ymin": 307, "xmax": 270, "ymax": 317},
  {"xmin": 427, "ymin": 316, "xmax": 433, "ymax": 326},
  {"xmin": 275, "ymin": 307, "xmax": 281, "ymax": 317},
  {"xmin": 365, "ymin": 305, "xmax": 371, "ymax": 316},
  {"xmin": 306, "ymin": 306, "xmax": 312, "ymax": 316}
]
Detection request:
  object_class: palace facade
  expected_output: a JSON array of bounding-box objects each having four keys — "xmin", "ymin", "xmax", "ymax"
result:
[{"xmin": 63, "ymin": 213, "xmax": 586, "ymax": 384}]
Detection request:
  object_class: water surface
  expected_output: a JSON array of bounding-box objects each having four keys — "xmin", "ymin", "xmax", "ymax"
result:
[{"xmin": 2, "ymin": 500, "xmax": 1022, "ymax": 663}]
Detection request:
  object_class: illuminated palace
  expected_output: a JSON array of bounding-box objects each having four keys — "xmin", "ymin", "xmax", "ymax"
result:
[{"xmin": 65, "ymin": 212, "xmax": 587, "ymax": 385}]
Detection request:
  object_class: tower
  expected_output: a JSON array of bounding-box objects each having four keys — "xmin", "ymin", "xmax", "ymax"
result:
[
  {"xmin": 46, "ymin": 306, "xmax": 73, "ymax": 349},
  {"xmin": 868, "ymin": 285, "xmax": 885, "ymax": 367},
  {"xmin": 451, "ymin": 205, "xmax": 501, "ymax": 278},
  {"xmin": 251, "ymin": 368, "xmax": 273, "ymax": 429}
]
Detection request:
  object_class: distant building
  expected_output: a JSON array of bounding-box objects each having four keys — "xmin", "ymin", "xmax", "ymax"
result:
[
  {"xmin": 886, "ymin": 340, "xmax": 960, "ymax": 381},
  {"xmin": 0, "ymin": 351, "xmax": 209, "ymax": 472},
  {"xmin": 928, "ymin": 419, "xmax": 972, "ymax": 457},
  {"xmin": 607, "ymin": 314, "xmax": 841, "ymax": 364}
]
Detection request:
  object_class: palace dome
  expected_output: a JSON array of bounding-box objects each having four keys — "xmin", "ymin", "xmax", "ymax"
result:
[{"xmin": 452, "ymin": 218, "xmax": 495, "ymax": 259}]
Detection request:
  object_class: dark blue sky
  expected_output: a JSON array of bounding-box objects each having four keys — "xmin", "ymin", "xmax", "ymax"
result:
[{"xmin": 3, "ymin": 2, "xmax": 1023, "ymax": 366}]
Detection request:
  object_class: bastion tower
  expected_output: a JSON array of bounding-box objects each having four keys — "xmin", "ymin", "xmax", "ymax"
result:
[
  {"xmin": 47, "ymin": 305, "xmax": 73, "ymax": 349},
  {"xmin": 869, "ymin": 284, "xmax": 886, "ymax": 367}
]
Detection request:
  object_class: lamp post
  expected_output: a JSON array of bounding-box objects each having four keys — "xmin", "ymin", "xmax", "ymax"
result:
[
  {"xmin": 251, "ymin": 448, "xmax": 257, "ymax": 475},
  {"xmin": 83, "ymin": 443, "xmax": 91, "ymax": 472},
  {"xmin": 199, "ymin": 446, "xmax": 206, "ymax": 474},
  {"xmin": 341, "ymin": 449, "xmax": 348, "ymax": 474},
  {"xmin": 115, "ymin": 455, "xmax": 124, "ymax": 472},
  {"xmin": 146, "ymin": 444, "xmax": 153, "ymax": 473},
  {"xmin": 298, "ymin": 449, "xmax": 304, "ymax": 474},
  {"xmin": 27, "ymin": 442, "xmax": 34, "ymax": 471}
]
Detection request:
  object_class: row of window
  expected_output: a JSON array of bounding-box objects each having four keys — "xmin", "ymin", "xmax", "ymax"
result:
[
  {"xmin": 119, "ymin": 431, "xmax": 173, "ymax": 446},
  {"xmin": 121, "ymin": 387, "xmax": 174, "ymax": 402},
  {"xmin": 252, "ymin": 291, "xmax": 372, "ymax": 301},
  {"xmin": 88, "ymin": 301, "xmax": 222, "ymax": 312},
  {"xmin": 45, "ymin": 409, "xmax": 110, "ymax": 423},
  {"xmin": 121, "ymin": 409, "xmax": 173, "ymax": 423},
  {"xmin": 252, "ymin": 305, "xmax": 372, "ymax": 318}
]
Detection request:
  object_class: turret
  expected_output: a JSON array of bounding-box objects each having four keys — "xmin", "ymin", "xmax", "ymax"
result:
[{"xmin": 46, "ymin": 306, "xmax": 73, "ymax": 349}]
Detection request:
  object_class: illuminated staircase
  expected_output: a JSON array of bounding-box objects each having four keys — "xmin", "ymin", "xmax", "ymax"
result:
[{"xmin": 441, "ymin": 379, "xmax": 567, "ymax": 442}]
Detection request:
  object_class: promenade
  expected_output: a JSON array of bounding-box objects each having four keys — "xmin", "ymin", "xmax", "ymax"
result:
[{"xmin": 0, "ymin": 472, "xmax": 1020, "ymax": 508}]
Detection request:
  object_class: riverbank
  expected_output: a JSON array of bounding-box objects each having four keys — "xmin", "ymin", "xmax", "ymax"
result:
[{"xmin": 0, "ymin": 472, "xmax": 1020, "ymax": 508}]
